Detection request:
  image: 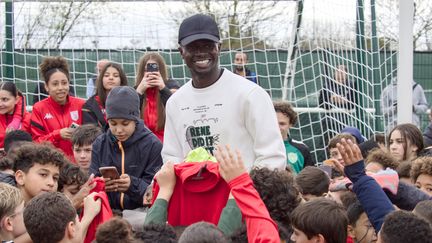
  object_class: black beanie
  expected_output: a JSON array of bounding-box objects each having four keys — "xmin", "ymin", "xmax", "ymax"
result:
[{"xmin": 106, "ymin": 86, "xmax": 140, "ymax": 121}]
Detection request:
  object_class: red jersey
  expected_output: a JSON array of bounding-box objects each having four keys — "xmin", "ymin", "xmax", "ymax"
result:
[
  {"xmin": 153, "ymin": 162, "xmax": 230, "ymax": 226},
  {"xmin": 30, "ymin": 96, "xmax": 84, "ymax": 158},
  {"xmin": 0, "ymin": 96, "xmax": 30, "ymax": 148}
]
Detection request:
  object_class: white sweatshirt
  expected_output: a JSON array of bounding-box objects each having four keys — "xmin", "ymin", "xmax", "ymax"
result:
[{"xmin": 162, "ymin": 69, "xmax": 286, "ymax": 171}]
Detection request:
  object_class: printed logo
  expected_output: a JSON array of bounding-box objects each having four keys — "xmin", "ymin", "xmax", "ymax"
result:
[
  {"xmin": 287, "ymin": 152, "xmax": 298, "ymax": 164},
  {"xmin": 44, "ymin": 113, "xmax": 53, "ymax": 120},
  {"xmin": 70, "ymin": 111, "xmax": 79, "ymax": 121},
  {"xmin": 185, "ymin": 125, "xmax": 219, "ymax": 154}
]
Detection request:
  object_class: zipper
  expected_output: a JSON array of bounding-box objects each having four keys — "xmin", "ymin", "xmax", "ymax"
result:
[{"xmin": 118, "ymin": 141, "xmax": 125, "ymax": 209}]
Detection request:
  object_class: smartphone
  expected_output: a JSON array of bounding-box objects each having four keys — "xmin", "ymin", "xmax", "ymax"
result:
[
  {"xmin": 99, "ymin": 166, "xmax": 120, "ymax": 180},
  {"xmin": 70, "ymin": 122, "xmax": 79, "ymax": 129},
  {"xmin": 146, "ymin": 63, "xmax": 159, "ymax": 72},
  {"xmin": 318, "ymin": 165, "xmax": 333, "ymax": 178}
]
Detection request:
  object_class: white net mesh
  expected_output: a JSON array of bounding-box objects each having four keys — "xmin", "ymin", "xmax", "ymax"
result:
[{"xmin": 1, "ymin": 0, "xmax": 431, "ymax": 162}]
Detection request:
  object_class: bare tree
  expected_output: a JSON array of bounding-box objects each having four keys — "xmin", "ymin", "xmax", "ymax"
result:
[
  {"xmin": 164, "ymin": 0, "xmax": 293, "ymax": 49},
  {"xmin": 17, "ymin": 1, "xmax": 113, "ymax": 49},
  {"xmin": 376, "ymin": 0, "xmax": 432, "ymax": 50}
]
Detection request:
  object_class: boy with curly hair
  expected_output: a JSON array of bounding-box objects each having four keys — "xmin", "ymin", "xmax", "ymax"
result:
[
  {"xmin": 410, "ymin": 156, "xmax": 432, "ymax": 196},
  {"xmin": 13, "ymin": 143, "xmax": 68, "ymax": 203},
  {"xmin": 274, "ymin": 101, "xmax": 315, "ymax": 173}
]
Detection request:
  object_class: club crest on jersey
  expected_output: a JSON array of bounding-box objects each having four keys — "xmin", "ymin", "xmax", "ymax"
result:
[{"xmin": 70, "ymin": 111, "xmax": 79, "ymax": 121}]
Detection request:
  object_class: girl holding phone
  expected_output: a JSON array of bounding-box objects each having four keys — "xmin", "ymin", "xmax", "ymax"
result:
[{"xmin": 135, "ymin": 52, "xmax": 173, "ymax": 142}]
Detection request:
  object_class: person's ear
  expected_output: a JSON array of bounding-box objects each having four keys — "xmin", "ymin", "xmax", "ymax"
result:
[
  {"xmin": 15, "ymin": 170, "xmax": 26, "ymax": 187},
  {"xmin": 315, "ymin": 234, "xmax": 326, "ymax": 243},
  {"xmin": 2, "ymin": 216, "xmax": 14, "ymax": 232},
  {"xmin": 44, "ymin": 83, "xmax": 49, "ymax": 93},
  {"xmin": 178, "ymin": 46, "xmax": 184, "ymax": 57},
  {"xmin": 347, "ymin": 225, "xmax": 356, "ymax": 238},
  {"xmin": 65, "ymin": 221, "xmax": 78, "ymax": 240}
]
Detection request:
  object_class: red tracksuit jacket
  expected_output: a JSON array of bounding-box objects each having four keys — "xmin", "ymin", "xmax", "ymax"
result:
[
  {"xmin": 0, "ymin": 96, "xmax": 30, "ymax": 148},
  {"xmin": 30, "ymin": 96, "xmax": 84, "ymax": 158},
  {"xmin": 153, "ymin": 162, "xmax": 231, "ymax": 226},
  {"xmin": 229, "ymin": 173, "xmax": 280, "ymax": 243}
]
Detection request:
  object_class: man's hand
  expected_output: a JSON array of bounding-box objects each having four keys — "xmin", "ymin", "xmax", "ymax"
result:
[
  {"xmin": 215, "ymin": 145, "xmax": 246, "ymax": 183},
  {"xmin": 336, "ymin": 138, "xmax": 363, "ymax": 166},
  {"xmin": 155, "ymin": 162, "xmax": 176, "ymax": 201},
  {"xmin": 104, "ymin": 177, "xmax": 118, "ymax": 192}
]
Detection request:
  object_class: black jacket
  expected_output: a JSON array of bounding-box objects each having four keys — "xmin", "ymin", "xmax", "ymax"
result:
[
  {"xmin": 82, "ymin": 95, "xmax": 107, "ymax": 130},
  {"xmin": 319, "ymin": 80, "xmax": 355, "ymax": 110},
  {"xmin": 423, "ymin": 122, "xmax": 432, "ymax": 148},
  {"xmin": 89, "ymin": 120, "xmax": 163, "ymax": 210}
]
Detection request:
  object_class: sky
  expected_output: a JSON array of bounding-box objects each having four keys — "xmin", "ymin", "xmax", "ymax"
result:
[{"xmin": 0, "ymin": 0, "xmax": 366, "ymax": 50}]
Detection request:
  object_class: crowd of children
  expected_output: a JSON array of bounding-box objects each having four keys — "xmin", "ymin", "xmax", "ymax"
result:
[{"xmin": 1, "ymin": 13, "xmax": 432, "ymax": 243}]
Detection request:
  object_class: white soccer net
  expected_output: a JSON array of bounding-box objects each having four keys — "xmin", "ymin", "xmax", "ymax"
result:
[{"xmin": 1, "ymin": 0, "xmax": 431, "ymax": 162}]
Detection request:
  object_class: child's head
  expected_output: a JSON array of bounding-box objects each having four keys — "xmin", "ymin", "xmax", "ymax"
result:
[
  {"xmin": 178, "ymin": 221, "xmax": 228, "ymax": 243},
  {"xmin": 13, "ymin": 143, "xmax": 68, "ymax": 202},
  {"xmin": 340, "ymin": 126, "xmax": 365, "ymax": 144},
  {"xmin": 295, "ymin": 166, "xmax": 330, "ymax": 201},
  {"xmin": 0, "ymin": 183, "xmax": 26, "ymax": 240},
  {"xmin": 96, "ymin": 62, "xmax": 128, "ymax": 106},
  {"xmin": 0, "ymin": 156, "xmax": 13, "ymax": 175},
  {"xmin": 135, "ymin": 224, "xmax": 177, "ymax": 243},
  {"xmin": 388, "ymin": 123, "xmax": 424, "ymax": 162},
  {"xmin": 58, "ymin": 163, "xmax": 88, "ymax": 197},
  {"xmin": 24, "ymin": 192, "xmax": 80, "ymax": 243},
  {"xmin": 95, "ymin": 217, "xmax": 135, "ymax": 243},
  {"xmin": 328, "ymin": 133, "xmax": 357, "ymax": 165},
  {"xmin": 379, "ymin": 210, "xmax": 432, "ymax": 243},
  {"xmin": 291, "ymin": 198, "xmax": 348, "ymax": 243},
  {"xmin": 106, "ymin": 86, "xmax": 140, "ymax": 142},
  {"xmin": 347, "ymin": 200, "xmax": 377, "ymax": 243},
  {"xmin": 4, "ymin": 130, "xmax": 33, "ymax": 154},
  {"xmin": 410, "ymin": 156, "xmax": 432, "ymax": 196},
  {"xmin": 0, "ymin": 82, "xmax": 19, "ymax": 115},
  {"xmin": 273, "ymin": 101, "xmax": 297, "ymax": 140},
  {"xmin": 72, "ymin": 124, "xmax": 102, "ymax": 172},
  {"xmin": 396, "ymin": 161, "xmax": 413, "ymax": 185},
  {"xmin": 413, "ymin": 200, "xmax": 432, "ymax": 225},
  {"xmin": 39, "ymin": 56, "xmax": 71, "ymax": 106},
  {"xmin": 365, "ymin": 148, "xmax": 399, "ymax": 173},
  {"xmin": 250, "ymin": 167, "xmax": 301, "ymax": 229}
]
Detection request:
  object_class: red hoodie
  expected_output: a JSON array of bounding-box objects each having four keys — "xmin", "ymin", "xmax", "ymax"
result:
[
  {"xmin": 153, "ymin": 162, "xmax": 230, "ymax": 226},
  {"xmin": 0, "ymin": 96, "xmax": 30, "ymax": 148},
  {"xmin": 229, "ymin": 173, "xmax": 280, "ymax": 243},
  {"xmin": 30, "ymin": 96, "xmax": 84, "ymax": 159},
  {"xmin": 79, "ymin": 177, "xmax": 113, "ymax": 243}
]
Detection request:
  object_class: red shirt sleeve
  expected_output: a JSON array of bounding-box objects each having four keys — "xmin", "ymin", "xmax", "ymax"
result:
[
  {"xmin": 228, "ymin": 173, "xmax": 280, "ymax": 243},
  {"xmin": 30, "ymin": 105, "xmax": 61, "ymax": 145}
]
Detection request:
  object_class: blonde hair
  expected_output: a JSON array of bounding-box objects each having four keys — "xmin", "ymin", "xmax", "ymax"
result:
[{"xmin": 0, "ymin": 183, "xmax": 23, "ymax": 219}]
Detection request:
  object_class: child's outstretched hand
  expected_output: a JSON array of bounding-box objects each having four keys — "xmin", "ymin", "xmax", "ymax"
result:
[
  {"xmin": 215, "ymin": 145, "xmax": 246, "ymax": 183},
  {"xmin": 336, "ymin": 138, "xmax": 363, "ymax": 166},
  {"xmin": 83, "ymin": 192, "xmax": 102, "ymax": 219},
  {"xmin": 154, "ymin": 161, "xmax": 176, "ymax": 201}
]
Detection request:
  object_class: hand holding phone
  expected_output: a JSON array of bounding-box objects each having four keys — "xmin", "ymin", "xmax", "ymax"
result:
[
  {"xmin": 99, "ymin": 166, "xmax": 120, "ymax": 180},
  {"xmin": 70, "ymin": 122, "xmax": 80, "ymax": 129}
]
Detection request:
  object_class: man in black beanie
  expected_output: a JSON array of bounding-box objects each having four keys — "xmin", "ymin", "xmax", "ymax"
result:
[{"xmin": 89, "ymin": 86, "xmax": 163, "ymax": 210}]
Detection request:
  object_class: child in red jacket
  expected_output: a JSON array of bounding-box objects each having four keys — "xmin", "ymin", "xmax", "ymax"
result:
[
  {"xmin": 0, "ymin": 81, "xmax": 30, "ymax": 149},
  {"xmin": 30, "ymin": 56, "xmax": 85, "ymax": 159}
]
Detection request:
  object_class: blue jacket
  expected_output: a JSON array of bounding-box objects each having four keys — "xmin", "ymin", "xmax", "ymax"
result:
[
  {"xmin": 90, "ymin": 120, "xmax": 163, "ymax": 210},
  {"xmin": 344, "ymin": 161, "xmax": 394, "ymax": 233}
]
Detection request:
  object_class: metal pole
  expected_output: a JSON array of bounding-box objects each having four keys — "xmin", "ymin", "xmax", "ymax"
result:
[
  {"xmin": 355, "ymin": 0, "xmax": 366, "ymax": 134},
  {"xmin": 397, "ymin": 0, "xmax": 413, "ymax": 124},
  {"xmin": 4, "ymin": 1, "xmax": 15, "ymax": 82}
]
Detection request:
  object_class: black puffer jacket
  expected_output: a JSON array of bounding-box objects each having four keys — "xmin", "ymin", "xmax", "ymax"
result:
[{"xmin": 90, "ymin": 120, "xmax": 163, "ymax": 210}]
